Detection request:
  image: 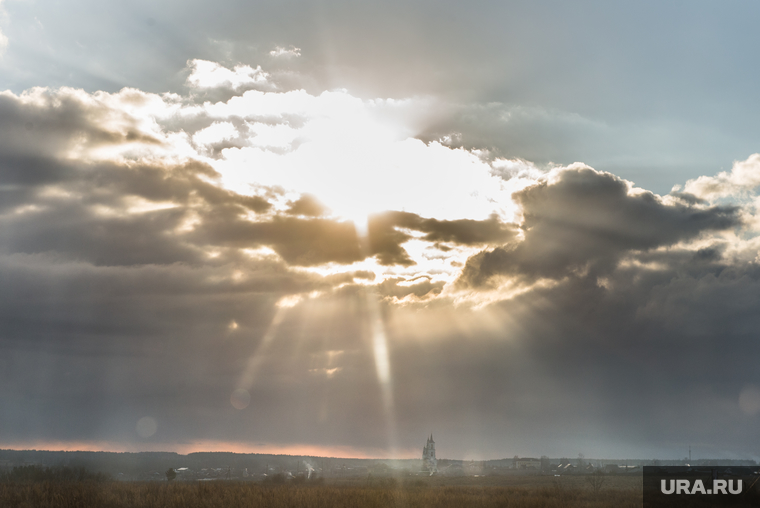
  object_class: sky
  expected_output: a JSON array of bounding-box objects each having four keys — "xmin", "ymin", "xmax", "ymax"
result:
[{"xmin": 1, "ymin": 0, "xmax": 760, "ymax": 461}]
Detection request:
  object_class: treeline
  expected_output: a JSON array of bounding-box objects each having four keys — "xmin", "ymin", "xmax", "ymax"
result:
[
  {"xmin": 0, "ymin": 449, "xmax": 418, "ymax": 479},
  {"xmin": 0, "ymin": 465, "xmax": 110, "ymax": 483},
  {"xmin": 0, "ymin": 450, "xmax": 344, "ymax": 479}
]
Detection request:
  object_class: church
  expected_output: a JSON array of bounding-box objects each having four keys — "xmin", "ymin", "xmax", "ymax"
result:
[{"xmin": 422, "ymin": 434, "xmax": 438, "ymax": 473}]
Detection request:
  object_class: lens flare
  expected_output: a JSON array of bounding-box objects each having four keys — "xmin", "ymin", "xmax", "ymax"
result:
[
  {"xmin": 135, "ymin": 416, "xmax": 157, "ymax": 438},
  {"xmin": 230, "ymin": 388, "xmax": 251, "ymax": 410}
]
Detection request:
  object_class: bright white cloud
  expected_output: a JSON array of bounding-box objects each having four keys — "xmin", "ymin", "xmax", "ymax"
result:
[
  {"xmin": 192, "ymin": 84, "xmax": 524, "ymax": 223},
  {"xmin": 681, "ymin": 153, "xmax": 760, "ymax": 201},
  {"xmin": 269, "ymin": 46, "xmax": 301, "ymax": 58},
  {"xmin": 247, "ymin": 122, "xmax": 299, "ymax": 148},
  {"xmin": 204, "ymin": 88, "xmax": 316, "ymax": 118},
  {"xmin": 0, "ymin": 63, "xmax": 547, "ymax": 229},
  {"xmin": 215, "ymin": 116, "xmax": 519, "ymax": 223},
  {"xmin": 192, "ymin": 121, "xmax": 238, "ymax": 147},
  {"xmin": 186, "ymin": 59, "xmax": 269, "ymax": 90},
  {"xmin": 37, "ymin": 60, "xmax": 527, "ymax": 226}
]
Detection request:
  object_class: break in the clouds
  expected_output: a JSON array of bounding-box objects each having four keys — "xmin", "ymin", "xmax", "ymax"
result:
[{"xmin": 1, "ymin": 0, "xmax": 760, "ymax": 461}]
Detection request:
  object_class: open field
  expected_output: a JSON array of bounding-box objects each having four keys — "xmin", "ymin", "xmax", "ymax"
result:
[
  {"xmin": 337, "ymin": 473, "xmax": 642, "ymax": 489},
  {"xmin": 0, "ymin": 477, "xmax": 642, "ymax": 508}
]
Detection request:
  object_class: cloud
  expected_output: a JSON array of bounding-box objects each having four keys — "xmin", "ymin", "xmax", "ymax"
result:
[
  {"xmin": 680, "ymin": 154, "xmax": 760, "ymax": 201},
  {"xmin": 375, "ymin": 276, "xmax": 445, "ymax": 301},
  {"xmin": 367, "ymin": 211, "xmax": 517, "ymax": 266},
  {"xmin": 385, "ymin": 211, "xmax": 517, "ymax": 246},
  {"xmin": 269, "ymin": 46, "xmax": 301, "ymax": 58},
  {"xmin": 0, "ymin": 88, "xmax": 166, "ymax": 162},
  {"xmin": 192, "ymin": 121, "xmax": 239, "ymax": 147},
  {"xmin": 286, "ymin": 194, "xmax": 327, "ymax": 217},
  {"xmin": 186, "ymin": 59, "xmax": 270, "ymax": 91},
  {"xmin": 193, "ymin": 215, "xmax": 364, "ymax": 266},
  {"xmin": 458, "ymin": 165, "xmax": 740, "ymax": 288},
  {"xmin": 0, "ymin": 82, "xmax": 519, "ymax": 277}
]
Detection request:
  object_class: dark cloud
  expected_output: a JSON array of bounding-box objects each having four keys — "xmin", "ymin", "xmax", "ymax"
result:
[
  {"xmin": 0, "ymin": 156, "xmax": 275, "ymax": 266},
  {"xmin": 668, "ymin": 191, "xmax": 709, "ymax": 206},
  {"xmin": 366, "ymin": 214, "xmax": 414, "ymax": 266},
  {"xmin": 195, "ymin": 215, "xmax": 364, "ymax": 266},
  {"xmin": 0, "ymin": 90, "xmax": 163, "ymax": 160},
  {"xmin": 367, "ymin": 211, "xmax": 517, "ymax": 266},
  {"xmin": 384, "ymin": 211, "xmax": 517, "ymax": 245},
  {"xmin": 3, "ymin": 206, "xmax": 201, "ymax": 266},
  {"xmin": 459, "ymin": 167, "xmax": 740, "ymax": 287},
  {"xmin": 375, "ymin": 276, "xmax": 445, "ymax": 301},
  {"xmin": 0, "ymin": 155, "xmax": 77, "ymax": 190}
]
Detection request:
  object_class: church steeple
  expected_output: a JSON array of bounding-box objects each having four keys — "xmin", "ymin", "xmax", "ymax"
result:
[{"xmin": 422, "ymin": 433, "xmax": 438, "ymax": 474}]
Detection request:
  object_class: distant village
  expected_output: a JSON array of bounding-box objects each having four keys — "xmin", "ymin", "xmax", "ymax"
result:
[{"xmin": 1, "ymin": 435, "xmax": 757, "ymax": 482}]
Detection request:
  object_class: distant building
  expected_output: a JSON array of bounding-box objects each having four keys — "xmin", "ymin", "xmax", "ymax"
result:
[
  {"xmin": 442, "ymin": 463, "xmax": 466, "ymax": 476},
  {"xmin": 604, "ymin": 464, "xmax": 639, "ymax": 473},
  {"xmin": 422, "ymin": 434, "xmax": 438, "ymax": 473},
  {"xmin": 515, "ymin": 458, "xmax": 541, "ymax": 470}
]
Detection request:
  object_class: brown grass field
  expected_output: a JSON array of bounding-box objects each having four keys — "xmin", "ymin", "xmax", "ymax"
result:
[{"xmin": 0, "ymin": 475, "xmax": 642, "ymax": 508}]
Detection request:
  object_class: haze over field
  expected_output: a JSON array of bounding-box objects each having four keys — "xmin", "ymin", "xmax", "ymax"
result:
[{"xmin": 2, "ymin": 0, "xmax": 760, "ymax": 461}]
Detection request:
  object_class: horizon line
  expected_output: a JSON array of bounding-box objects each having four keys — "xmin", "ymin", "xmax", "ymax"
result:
[{"xmin": 1, "ymin": 447, "xmax": 754, "ymax": 464}]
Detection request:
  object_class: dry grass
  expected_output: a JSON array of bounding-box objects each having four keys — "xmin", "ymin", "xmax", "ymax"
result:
[{"xmin": 0, "ymin": 478, "xmax": 642, "ymax": 508}]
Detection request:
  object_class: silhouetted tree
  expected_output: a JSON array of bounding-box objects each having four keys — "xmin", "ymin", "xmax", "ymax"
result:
[
  {"xmin": 165, "ymin": 468, "xmax": 176, "ymax": 482},
  {"xmin": 585, "ymin": 468, "xmax": 605, "ymax": 495}
]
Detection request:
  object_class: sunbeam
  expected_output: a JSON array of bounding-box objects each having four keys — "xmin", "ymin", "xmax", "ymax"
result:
[
  {"xmin": 364, "ymin": 288, "xmax": 400, "ymax": 459},
  {"xmin": 234, "ymin": 297, "xmax": 297, "ymax": 401},
  {"xmin": 358, "ymin": 211, "xmax": 400, "ymax": 462}
]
